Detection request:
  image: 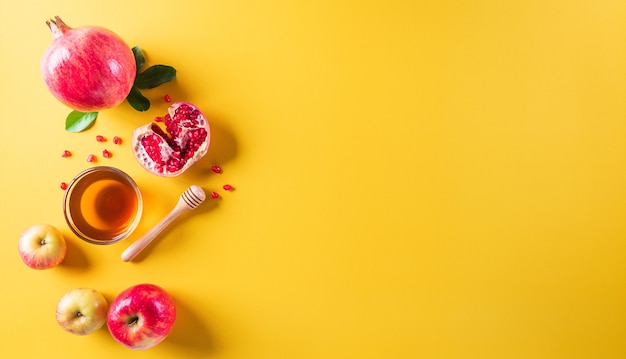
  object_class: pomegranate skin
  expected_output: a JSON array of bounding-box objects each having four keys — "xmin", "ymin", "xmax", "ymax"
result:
[{"xmin": 41, "ymin": 17, "xmax": 136, "ymax": 112}]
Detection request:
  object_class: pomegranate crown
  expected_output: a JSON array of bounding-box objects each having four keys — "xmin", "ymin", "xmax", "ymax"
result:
[{"xmin": 45, "ymin": 16, "xmax": 71, "ymax": 39}]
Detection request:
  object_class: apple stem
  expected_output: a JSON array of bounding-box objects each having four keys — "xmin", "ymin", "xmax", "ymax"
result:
[{"xmin": 128, "ymin": 316, "xmax": 139, "ymax": 327}]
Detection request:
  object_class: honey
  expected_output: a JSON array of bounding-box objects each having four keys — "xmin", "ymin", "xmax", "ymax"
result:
[{"xmin": 64, "ymin": 167, "xmax": 142, "ymax": 244}]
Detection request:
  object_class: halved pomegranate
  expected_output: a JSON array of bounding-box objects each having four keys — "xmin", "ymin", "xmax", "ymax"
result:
[{"xmin": 132, "ymin": 102, "xmax": 210, "ymax": 177}]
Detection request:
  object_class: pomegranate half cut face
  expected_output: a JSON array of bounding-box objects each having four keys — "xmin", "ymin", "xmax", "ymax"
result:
[{"xmin": 132, "ymin": 102, "xmax": 210, "ymax": 177}]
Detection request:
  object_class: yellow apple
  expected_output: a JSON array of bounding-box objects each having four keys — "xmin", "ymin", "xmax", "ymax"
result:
[{"xmin": 18, "ymin": 224, "xmax": 67, "ymax": 269}]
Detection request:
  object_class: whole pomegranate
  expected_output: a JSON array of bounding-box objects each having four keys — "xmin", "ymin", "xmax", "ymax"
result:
[
  {"xmin": 132, "ymin": 102, "xmax": 210, "ymax": 176},
  {"xmin": 40, "ymin": 17, "xmax": 136, "ymax": 112}
]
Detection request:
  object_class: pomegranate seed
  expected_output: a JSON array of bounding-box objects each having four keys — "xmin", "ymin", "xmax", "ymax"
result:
[
  {"xmin": 223, "ymin": 184, "xmax": 233, "ymax": 191},
  {"xmin": 102, "ymin": 149, "xmax": 112, "ymax": 158},
  {"xmin": 96, "ymin": 135, "xmax": 106, "ymax": 142},
  {"xmin": 87, "ymin": 154, "xmax": 96, "ymax": 162},
  {"xmin": 113, "ymin": 136, "xmax": 122, "ymax": 145},
  {"xmin": 210, "ymin": 191, "xmax": 219, "ymax": 199},
  {"xmin": 155, "ymin": 116, "xmax": 163, "ymax": 122},
  {"xmin": 164, "ymin": 94, "xmax": 172, "ymax": 102},
  {"xmin": 61, "ymin": 150, "xmax": 72, "ymax": 157},
  {"xmin": 211, "ymin": 165, "xmax": 222, "ymax": 174},
  {"xmin": 60, "ymin": 182, "xmax": 68, "ymax": 190}
]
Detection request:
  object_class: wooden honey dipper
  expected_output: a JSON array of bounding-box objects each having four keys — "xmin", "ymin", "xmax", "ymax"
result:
[{"xmin": 121, "ymin": 185, "xmax": 206, "ymax": 262}]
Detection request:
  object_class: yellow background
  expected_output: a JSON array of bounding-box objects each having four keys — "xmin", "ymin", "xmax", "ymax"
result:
[{"xmin": 1, "ymin": 0, "xmax": 626, "ymax": 358}]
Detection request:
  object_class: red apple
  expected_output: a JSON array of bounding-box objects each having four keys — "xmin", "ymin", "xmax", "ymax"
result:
[
  {"xmin": 106, "ymin": 283, "xmax": 176, "ymax": 349},
  {"xmin": 18, "ymin": 224, "xmax": 67, "ymax": 269}
]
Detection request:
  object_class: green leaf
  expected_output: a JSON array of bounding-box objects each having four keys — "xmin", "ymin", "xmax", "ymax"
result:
[
  {"xmin": 132, "ymin": 46, "xmax": 145, "ymax": 73},
  {"xmin": 65, "ymin": 111, "xmax": 98, "ymax": 132},
  {"xmin": 134, "ymin": 65, "xmax": 176, "ymax": 89},
  {"xmin": 126, "ymin": 87, "xmax": 150, "ymax": 111}
]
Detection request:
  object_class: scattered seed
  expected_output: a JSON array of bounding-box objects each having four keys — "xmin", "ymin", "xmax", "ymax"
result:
[
  {"xmin": 60, "ymin": 182, "xmax": 68, "ymax": 190},
  {"xmin": 211, "ymin": 165, "xmax": 222, "ymax": 174},
  {"xmin": 223, "ymin": 184, "xmax": 233, "ymax": 191},
  {"xmin": 96, "ymin": 135, "xmax": 106, "ymax": 142},
  {"xmin": 210, "ymin": 191, "xmax": 219, "ymax": 199},
  {"xmin": 87, "ymin": 154, "xmax": 96, "ymax": 162},
  {"xmin": 154, "ymin": 116, "xmax": 163, "ymax": 122},
  {"xmin": 164, "ymin": 94, "xmax": 172, "ymax": 102},
  {"xmin": 102, "ymin": 149, "xmax": 112, "ymax": 158},
  {"xmin": 61, "ymin": 150, "xmax": 72, "ymax": 158},
  {"xmin": 113, "ymin": 136, "xmax": 122, "ymax": 145}
]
